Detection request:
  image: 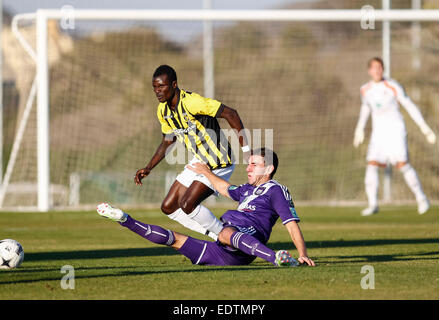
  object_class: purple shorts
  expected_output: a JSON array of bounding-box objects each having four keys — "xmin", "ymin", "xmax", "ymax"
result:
[{"xmin": 178, "ymin": 237, "xmax": 256, "ymax": 266}]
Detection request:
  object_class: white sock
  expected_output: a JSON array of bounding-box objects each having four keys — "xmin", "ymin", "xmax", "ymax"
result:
[
  {"xmin": 365, "ymin": 165, "xmax": 379, "ymax": 208},
  {"xmin": 167, "ymin": 208, "xmax": 207, "ymax": 235},
  {"xmin": 400, "ymin": 164, "xmax": 426, "ymax": 202},
  {"xmin": 188, "ymin": 205, "xmax": 224, "ymax": 235}
]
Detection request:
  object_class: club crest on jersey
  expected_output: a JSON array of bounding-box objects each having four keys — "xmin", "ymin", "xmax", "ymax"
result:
[{"xmin": 255, "ymin": 187, "xmax": 266, "ymax": 195}]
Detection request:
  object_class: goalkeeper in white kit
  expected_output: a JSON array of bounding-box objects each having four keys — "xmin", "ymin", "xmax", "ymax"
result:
[{"xmin": 353, "ymin": 57, "xmax": 436, "ymax": 216}]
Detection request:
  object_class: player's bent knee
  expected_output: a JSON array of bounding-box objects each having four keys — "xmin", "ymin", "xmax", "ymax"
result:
[
  {"xmin": 179, "ymin": 197, "xmax": 196, "ymax": 214},
  {"xmin": 218, "ymin": 231, "xmax": 227, "ymax": 244},
  {"xmin": 160, "ymin": 201, "xmax": 176, "ymax": 215},
  {"xmin": 170, "ymin": 232, "xmax": 188, "ymax": 250},
  {"xmin": 218, "ymin": 227, "xmax": 236, "ymax": 246}
]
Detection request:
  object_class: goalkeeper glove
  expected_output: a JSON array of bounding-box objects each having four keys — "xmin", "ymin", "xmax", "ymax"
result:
[
  {"xmin": 421, "ymin": 125, "xmax": 436, "ymax": 144},
  {"xmin": 353, "ymin": 127, "xmax": 365, "ymax": 148}
]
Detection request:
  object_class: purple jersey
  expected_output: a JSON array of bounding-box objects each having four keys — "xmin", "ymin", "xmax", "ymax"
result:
[{"xmin": 220, "ymin": 180, "xmax": 300, "ymax": 243}]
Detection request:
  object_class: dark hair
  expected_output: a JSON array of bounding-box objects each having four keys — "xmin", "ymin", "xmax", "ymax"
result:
[
  {"xmin": 368, "ymin": 57, "xmax": 384, "ymax": 69},
  {"xmin": 153, "ymin": 65, "xmax": 177, "ymax": 83},
  {"xmin": 251, "ymin": 148, "xmax": 279, "ymax": 178}
]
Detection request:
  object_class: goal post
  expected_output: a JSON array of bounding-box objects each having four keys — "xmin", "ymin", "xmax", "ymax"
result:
[
  {"xmin": 36, "ymin": 10, "xmax": 50, "ymax": 212},
  {"xmin": 4, "ymin": 8, "xmax": 439, "ymax": 211}
]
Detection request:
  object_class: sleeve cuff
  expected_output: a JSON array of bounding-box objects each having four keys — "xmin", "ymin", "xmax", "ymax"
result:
[
  {"xmin": 282, "ymin": 218, "xmax": 300, "ymax": 225},
  {"xmin": 215, "ymin": 103, "xmax": 225, "ymax": 118}
]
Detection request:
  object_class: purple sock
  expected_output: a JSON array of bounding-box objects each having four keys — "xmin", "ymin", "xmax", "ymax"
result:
[
  {"xmin": 230, "ymin": 231, "xmax": 276, "ymax": 265},
  {"xmin": 120, "ymin": 216, "xmax": 175, "ymax": 246}
]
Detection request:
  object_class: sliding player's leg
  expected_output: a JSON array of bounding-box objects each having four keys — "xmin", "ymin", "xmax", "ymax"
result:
[
  {"xmin": 97, "ymin": 202, "xmax": 193, "ymax": 251},
  {"xmin": 97, "ymin": 203, "xmax": 180, "ymax": 246},
  {"xmin": 396, "ymin": 161, "xmax": 430, "ymax": 214},
  {"xmin": 176, "ymin": 236, "xmax": 254, "ymax": 266},
  {"xmin": 161, "ymin": 180, "xmax": 215, "ymax": 239},
  {"xmin": 218, "ymin": 227, "xmax": 297, "ymax": 267},
  {"xmin": 362, "ymin": 161, "xmax": 383, "ymax": 216},
  {"xmin": 96, "ymin": 203, "xmax": 248, "ymax": 266}
]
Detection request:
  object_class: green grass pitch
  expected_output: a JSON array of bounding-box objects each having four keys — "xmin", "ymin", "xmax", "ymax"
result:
[{"xmin": 0, "ymin": 206, "xmax": 438, "ymax": 299}]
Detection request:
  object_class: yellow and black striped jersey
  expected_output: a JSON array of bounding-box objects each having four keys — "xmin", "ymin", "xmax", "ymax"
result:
[{"xmin": 157, "ymin": 89, "xmax": 233, "ymax": 169}]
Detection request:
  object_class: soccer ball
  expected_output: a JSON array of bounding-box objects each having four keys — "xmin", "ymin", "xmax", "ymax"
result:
[{"xmin": 0, "ymin": 239, "xmax": 24, "ymax": 269}]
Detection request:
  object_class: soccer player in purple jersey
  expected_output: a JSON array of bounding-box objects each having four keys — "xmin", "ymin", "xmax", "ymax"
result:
[{"xmin": 97, "ymin": 148, "xmax": 315, "ymax": 267}]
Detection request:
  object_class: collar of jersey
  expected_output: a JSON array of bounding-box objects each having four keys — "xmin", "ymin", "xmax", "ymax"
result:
[
  {"xmin": 165, "ymin": 88, "xmax": 182, "ymax": 112},
  {"xmin": 248, "ymin": 179, "xmax": 274, "ymax": 192}
]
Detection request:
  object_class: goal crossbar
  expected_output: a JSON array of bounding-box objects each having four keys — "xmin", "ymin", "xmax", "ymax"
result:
[{"xmin": 14, "ymin": 9, "xmax": 439, "ymax": 22}]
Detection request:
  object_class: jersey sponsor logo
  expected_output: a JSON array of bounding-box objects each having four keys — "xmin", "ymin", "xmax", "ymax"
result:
[
  {"xmin": 173, "ymin": 124, "xmax": 197, "ymax": 135},
  {"xmin": 238, "ymin": 199, "xmax": 256, "ymax": 212}
]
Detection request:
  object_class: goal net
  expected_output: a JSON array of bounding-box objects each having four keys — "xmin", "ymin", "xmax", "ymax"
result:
[{"xmin": 2, "ymin": 2, "xmax": 439, "ymax": 210}]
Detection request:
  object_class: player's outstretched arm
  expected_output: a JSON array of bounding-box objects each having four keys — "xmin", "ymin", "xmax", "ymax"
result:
[
  {"xmin": 284, "ymin": 221, "xmax": 315, "ymax": 266},
  {"xmin": 396, "ymin": 86, "xmax": 436, "ymax": 144},
  {"xmin": 134, "ymin": 134, "xmax": 176, "ymax": 186},
  {"xmin": 186, "ymin": 162, "xmax": 231, "ymax": 198},
  {"xmin": 217, "ymin": 105, "xmax": 251, "ymax": 161}
]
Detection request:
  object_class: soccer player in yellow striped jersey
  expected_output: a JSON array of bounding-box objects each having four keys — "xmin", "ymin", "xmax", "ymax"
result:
[
  {"xmin": 134, "ymin": 65, "xmax": 250, "ymax": 240},
  {"xmin": 157, "ymin": 88, "xmax": 233, "ymax": 170}
]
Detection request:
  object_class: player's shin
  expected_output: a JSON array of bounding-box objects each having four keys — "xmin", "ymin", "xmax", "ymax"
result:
[
  {"xmin": 230, "ymin": 231, "xmax": 276, "ymax": 265},
  {"xmin": 187, "ymin": 205, "xmax": 223, "ymax": 235},
  {"xmin": 365, "ymin": 164, "xmax": 379, "ymax": 208},
  {"xmin": 400, "ymin": 164, "xmax": 426, "ymax": 202},
  {"xmin": 120, "ymin": 216, "xmax": 175, "ymax": 246}
]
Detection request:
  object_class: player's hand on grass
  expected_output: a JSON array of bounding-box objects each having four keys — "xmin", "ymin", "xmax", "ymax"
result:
[
  {"xmin": 134, "ymin": 167, "xmax": 151, "ymax": 186},
  {"xmin": 298, "ymin": 256, "xmax": 315, "ymax": 266},
  {"xmin": 353, "ymin": 128, "xmax": 364, "ymax": 148},
  {"xmin": 186, "ymin": 162, "xmax": 210, "ymax": 175}
]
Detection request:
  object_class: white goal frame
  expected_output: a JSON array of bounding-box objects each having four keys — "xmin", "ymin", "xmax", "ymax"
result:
[{"xmin": 4, "ymin": 8, "xmax": 439, "ymax": 211}]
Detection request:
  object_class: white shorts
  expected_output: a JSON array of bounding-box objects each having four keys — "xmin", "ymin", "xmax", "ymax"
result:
[
  {"xmin": 176, "ymin": 157, "xmax": 235, "ymax": 195},
  {"xmin": 367, "ymin": 132, "xmax": 408, "ymax": 165}
]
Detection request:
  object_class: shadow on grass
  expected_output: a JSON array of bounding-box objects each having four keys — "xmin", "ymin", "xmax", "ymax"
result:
[
  {"xmin": 270, "ymin": 238, "xmax": 439, "ymax": 250},
  {"xmin": 271, "ymin": 238, "xmax": 439, "ymax": 263},
  {"xmin": 315, "ymin": 250, "xmax": 439, "ymax": 264},
  {"xmin": 0, "ymin": 265, "xmax": 274, "ymax": 286},
  {"xmin": 25, "ymin": 246, "xmax": 178, "ymax": 262},
  {"xmin": 23, "ymin": 238, "xmax": 439, "ymax": 263}
]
